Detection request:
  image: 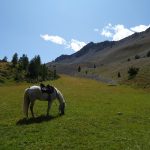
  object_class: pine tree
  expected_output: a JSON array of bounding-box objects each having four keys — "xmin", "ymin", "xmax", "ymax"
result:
[
  {"xmin": 28, "ymin": 55, "xmax": 41, "ymax": 80},
  {"xmin": 12, "ymin": 53, "xmax": 18, "ymax": 66},
  {"xmin": 18, "ymin": 54, "xmax": 29, "ymax": 71},
  {"xmin": 35, "ymin": 55, "xmax": 41, "ymax": 78},
  {"xmin": 41, "ymin": 64, "xmax": 48, "ymax": 81},
  {"xmin": 28, "ymin": 59, "xmax": 36, "ymax": 79},
  {"xmin": 78, "ymin": 66, "xmax": 81, "ymax": 72},
  {"xmin": 2, "ymin": 56, "xmax": 7, "ymax": 62}
]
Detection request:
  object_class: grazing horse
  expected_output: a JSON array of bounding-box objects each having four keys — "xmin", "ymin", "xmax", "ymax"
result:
[{"xmin": 23, "ymin": 85, "xmax": 66, "ymax": 118}]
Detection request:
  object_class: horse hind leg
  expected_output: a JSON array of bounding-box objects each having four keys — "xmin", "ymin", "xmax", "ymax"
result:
[
  {"xmin": 47, "ymin": 100, "xmax": 52, "ymax": 116},
  {"xmin": 23, "ymin": 90, "xmax": 30, "ymax": 118},
  {"xmin": 30, "ymin": 101, "xmax": 35, "ymax": 118}
]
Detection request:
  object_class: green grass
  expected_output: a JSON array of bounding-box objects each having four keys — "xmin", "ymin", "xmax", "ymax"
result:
[{"xmin": 0, "ymin": 75, "xmax": 150, "ymax": 149}]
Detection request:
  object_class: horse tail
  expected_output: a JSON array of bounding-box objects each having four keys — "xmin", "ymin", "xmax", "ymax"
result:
[{"xmin": 23, "ymin": 88, "xmax": 30, "ymax": 118}]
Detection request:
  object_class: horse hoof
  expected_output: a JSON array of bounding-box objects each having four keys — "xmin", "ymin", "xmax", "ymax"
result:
[{"xmin": 59, "ymin": 113, "xmax": 65, "ymax": 116}]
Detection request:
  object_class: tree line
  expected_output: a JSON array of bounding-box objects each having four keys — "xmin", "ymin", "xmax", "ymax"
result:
[{"xmin": 10, "ymin": 53, "xmax": 58, "ymax": 82}]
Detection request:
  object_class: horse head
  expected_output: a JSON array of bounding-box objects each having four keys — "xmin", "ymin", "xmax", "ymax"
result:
[{"xmin": 59, "ymin": 102, "xmax": 65, "ymax": 115}]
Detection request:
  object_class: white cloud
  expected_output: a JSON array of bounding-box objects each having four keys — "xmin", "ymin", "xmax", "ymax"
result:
[
  {"xmin": 130, "ymin": 24, "xmax": 150, "ymax": 32},
  {"xmin": 101, "ymin": 29, "xmax": 113, "ymax": 38},
  {"xmin": 41, "ymin": 34, "xmax": 86, "ymax": 52},
  {"xmin": 112, "ymin": 24, "xmax": 134, "ymax": 41},
  {"xmin": 69, "ymin": 39, "xmax": 86, "ymax": 52},
  {"xmin": 100, "ymin": 24, "xmax": 150, "ymax": 41},
  {"xmin": 101, "ymin": 24, "xmax": 133, "ymax": 41},
  {"xmin": 40, "ymin": 34, "xmax": 66, "ymax": 45}
]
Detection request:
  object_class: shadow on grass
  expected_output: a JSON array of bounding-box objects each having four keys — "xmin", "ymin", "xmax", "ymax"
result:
[{"xmin": 16, "ymin": 114, "xmax": 62, "ymax": 125}]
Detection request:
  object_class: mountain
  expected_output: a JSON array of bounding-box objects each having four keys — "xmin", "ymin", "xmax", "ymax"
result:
[
  {"xmin": 54, "ymin": 41, "xmax": 115, "ymax": 63},
  {"xmin": 55, "ymin": 41, "xmax": 115, "ymax": 62},
  {"xmin": 47, "ymin": 27, "xmax": 150, "ymax": 88}
]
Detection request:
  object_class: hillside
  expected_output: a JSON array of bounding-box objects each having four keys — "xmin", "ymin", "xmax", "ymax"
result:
[
  {"xmin": 0, "ymin": 62, "xmax": 13, "ymax": 84},
  {"xmin": 48, "ymin": 28, "xmax": 150, "ymax": 88}
]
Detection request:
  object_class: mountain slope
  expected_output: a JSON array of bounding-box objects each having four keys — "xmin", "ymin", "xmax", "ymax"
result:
[{"xmin": 47, "ymin": 28, "xmax": 150, "ymax": 88}]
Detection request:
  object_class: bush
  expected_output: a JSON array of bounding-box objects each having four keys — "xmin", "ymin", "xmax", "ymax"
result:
[
  {"xmin": 128, "ymin": 67, "xmax": 139, "ymax": 79},
  {"xmin": 127, "ymin": 58, "xmax": 131, "ymax": 61},
  {"xmin": 135, "ymin": 55, "xmax": 140, "ymax": 59},
  {"xmin": 147, "ymin": 51, "xmax": 150, "ymax": 57},
  {"xmin": 78, "ymin": 66, "xmax": 81, "ymax": 72},
  {"xmin": 85, "ymin": 70, "xmax": 88, "ymax": 75},
  {"xmin": 118, "ymin": 72, "xmax": 121, "ymax": 78}
]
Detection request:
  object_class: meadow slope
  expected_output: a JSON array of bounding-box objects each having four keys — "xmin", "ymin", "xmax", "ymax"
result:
[{"xmin": 0, "ymin": 75, "xmax": 150, "ymax": 149}]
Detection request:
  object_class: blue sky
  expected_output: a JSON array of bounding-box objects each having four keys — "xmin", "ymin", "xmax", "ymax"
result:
[{"xmin": 0, "ymin": 0, "xmax": 150, "ymax": 63}]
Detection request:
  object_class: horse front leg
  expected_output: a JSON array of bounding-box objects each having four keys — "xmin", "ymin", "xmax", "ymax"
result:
[
  {"xmin": 30, "ymin": 101, "xmax": 35, "ymax": 118},
  {"xmin": 47, "ymin": 100, "xmax": 52, "ymax": 116},
  {"xmin": 59, "ymin": 102, "xmax": 65, "ymax": 115}
]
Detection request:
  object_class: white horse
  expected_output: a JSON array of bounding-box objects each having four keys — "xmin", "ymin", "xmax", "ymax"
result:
[{"xmin": 23, "ymin": 85, "xmax": 66, "ymax": 118}]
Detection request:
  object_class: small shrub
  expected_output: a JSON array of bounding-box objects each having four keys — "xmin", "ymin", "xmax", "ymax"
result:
[
  {"xmin": 135, "ymin": 55, "xmax": 140, "ymax": 59},
  {"xmin": 128, "ymin": 67, "xmax": 139, "ymax": 79},
  {"xmin": 127, "ymin": 58, "xmax": 131, "ymax": 61},
  {"xmin": 118, "ymin": 72, "xmax": 121, "ymax": 78},
  {"xmin": 78, "ymin": 66, "xmax": 81, "ymax": 72},
  {"xmin": 147, "ymin": 51, "xmax": 150, "ymax": 57},
  {"xmin": 85, "ymin": 70, "xmax": 88, "ymax": 75}
]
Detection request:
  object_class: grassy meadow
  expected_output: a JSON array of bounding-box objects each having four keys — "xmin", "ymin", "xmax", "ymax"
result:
[{"xmin": 0, "ymin": 75, "xmax": 150, "ymax": 149}]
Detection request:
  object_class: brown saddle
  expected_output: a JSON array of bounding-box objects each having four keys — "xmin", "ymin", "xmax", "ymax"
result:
[{"xmin": 40, "ymin": 83, "xmax": 54, "ymax": 94}]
